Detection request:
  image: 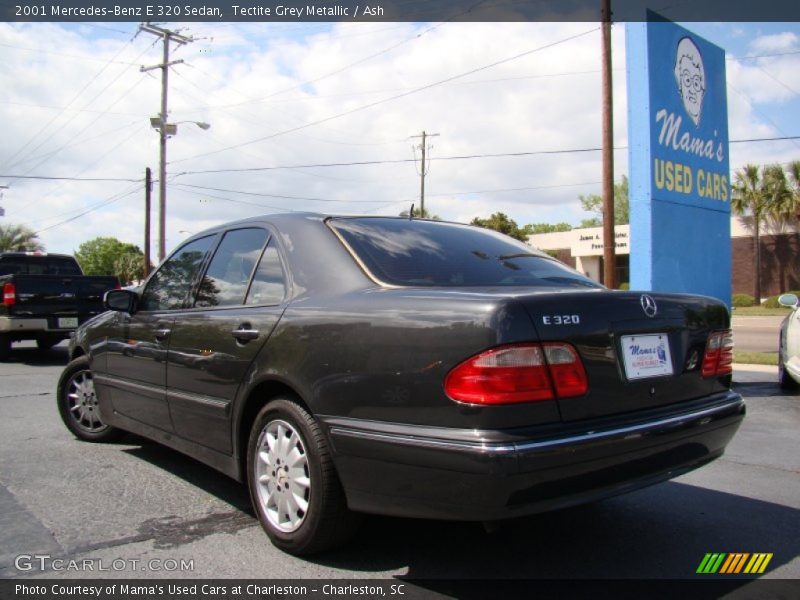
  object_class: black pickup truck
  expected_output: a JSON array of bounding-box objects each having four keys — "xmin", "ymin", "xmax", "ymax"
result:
[{"xmin": 0, "ymin": 252, "xmax": 119, "ymax": 359}]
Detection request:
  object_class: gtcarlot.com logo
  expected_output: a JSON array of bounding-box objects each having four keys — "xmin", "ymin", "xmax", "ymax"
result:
[
  {"xmin": 14, "ymin": 554, "xmax": 194, "ymax": 573},
  {"xmin": 696, "ymin": 553, "xmax": 773, "ymax": 575}
]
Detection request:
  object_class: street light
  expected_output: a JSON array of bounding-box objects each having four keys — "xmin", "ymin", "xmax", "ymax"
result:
[{"xmin": 149, "ymin": 118, "xmax": 210, "ymax": 261}]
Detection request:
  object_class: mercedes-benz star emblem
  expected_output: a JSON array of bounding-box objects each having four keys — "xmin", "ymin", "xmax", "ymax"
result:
[{"xmin": 641, "ymin": 294, "xmax": 658, "ymax": 318}]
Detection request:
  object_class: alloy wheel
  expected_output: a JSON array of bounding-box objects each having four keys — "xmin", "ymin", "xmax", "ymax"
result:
[
  {"xmin": 65, "ymin": 370, "xmax": 107, "ymax": 433},
  {"xmin": 254, "ymin": 419, "xmax": 311, "ymax": 533}
]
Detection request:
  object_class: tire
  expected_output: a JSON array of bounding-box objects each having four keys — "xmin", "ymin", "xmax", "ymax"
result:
[
  {"xmin": 778, "ymin": 332, "xmax": 799, "ymax": 391},
  {"xmin": 779, "ymin": 355, "xmax": 799, "ymax": 391},
  {"xmin": 0, "ymin": 333, "xmax": 10, "ymax": 361},
  {"xmin": 57, "ymin": 356, "xmax": 122, "ymax": 442},
  {"xmin": 246, "ymin": 398, "xmax": 359, "ymax": 555}
]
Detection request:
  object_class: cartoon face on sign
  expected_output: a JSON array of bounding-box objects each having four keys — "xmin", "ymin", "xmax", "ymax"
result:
[{"xmin": 674, "ymin": 37, "xmax": 705, "ymax": 127}]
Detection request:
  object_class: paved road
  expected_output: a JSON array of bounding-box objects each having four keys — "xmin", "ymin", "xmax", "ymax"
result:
[
  {"xmin": 732, "ymin": 316, "xmax": 784, "ymax": 354},
  {"xmin": 0, "ymin": 343, "xmax": 798, "ymax": 586}
]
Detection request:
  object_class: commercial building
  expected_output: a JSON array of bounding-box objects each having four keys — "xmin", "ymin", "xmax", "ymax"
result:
[{"xmin": 528, "ymin": 218, "xmax": 800, "ymax": 299}]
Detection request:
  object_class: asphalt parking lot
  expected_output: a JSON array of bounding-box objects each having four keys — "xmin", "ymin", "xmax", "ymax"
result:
[{"xmin": 0, "ymin": 342, "xmax": 798, "ymax": 586}]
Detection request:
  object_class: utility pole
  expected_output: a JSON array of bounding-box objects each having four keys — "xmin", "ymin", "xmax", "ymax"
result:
[
  {"xmin": 600, "ymin": 0, "xmax": 616, "ymax": 289},
  {"xmin": 139, "ymin": 23, "xmax": 193, "ymax": 262},
  {"xmin": 411, "ymin": 130, "xmax": 439, "ymax": 217},
  {"xmin": 144, "ymin": 167, "xmax": 152, "ymax": 278}
]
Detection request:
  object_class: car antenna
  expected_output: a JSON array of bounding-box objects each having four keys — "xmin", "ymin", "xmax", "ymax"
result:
[{"xmin": 409, "ymin": 203, "xmax": 415, "ymax": 220}]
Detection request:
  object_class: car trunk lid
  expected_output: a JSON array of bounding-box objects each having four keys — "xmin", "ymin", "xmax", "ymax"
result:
[{"xmin": 518, "ymin": 290, "xmax": 731, "ymax": 422}]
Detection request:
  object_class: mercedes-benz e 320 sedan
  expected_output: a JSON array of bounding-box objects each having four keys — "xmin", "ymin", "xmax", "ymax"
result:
[{"xmin": 57, "ymin": 214, "xmax": 744, "ymax": 555}]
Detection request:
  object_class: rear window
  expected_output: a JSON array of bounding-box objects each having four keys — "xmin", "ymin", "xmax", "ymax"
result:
[
  {"xmin": 0, "ymin": 256, "xmax": 83, "ymax": 276},
  {"xmin": 330, "ymin": 218, "xmax": 601, "ymax": 289}
]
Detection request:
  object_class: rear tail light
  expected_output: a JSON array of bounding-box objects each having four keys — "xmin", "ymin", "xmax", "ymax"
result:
[
  {"xmin": 702, "ymin": 330, "xmax": 734, "ymax": 377},
  {"xmin": 2, "ymin": 282, "xmax": 15, "ymax": 306},
  {"xmin": 444, "ymin": 342, "xmax": 588, "ymax": 405}
]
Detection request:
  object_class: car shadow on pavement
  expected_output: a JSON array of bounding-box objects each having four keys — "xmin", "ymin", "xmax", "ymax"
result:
[
  {"xmin": 119, "ymin": 436, "xmax": 254, "ymax": 516},
  {"xmin": 309, "ymin": 481, "xmax": 799, "ymax": 582},
  {"xmin": 113, "ymin": 429, "xmax": 799, "ymax": 582},
  {"xmin": 3, "ymin": 344, "xmax": 70, "ymax": 366}
]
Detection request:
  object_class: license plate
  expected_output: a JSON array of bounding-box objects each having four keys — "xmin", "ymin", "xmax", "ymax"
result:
[
  {"xmin": 57, "ymin": 317, "xmax": 78, "ymax": 329},
  {"xmin": 620, "ymin": 334, "xmax": 674, "ymax": 380}
]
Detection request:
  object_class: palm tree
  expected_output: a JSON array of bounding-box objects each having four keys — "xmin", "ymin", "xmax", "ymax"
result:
[
  {"xmin": 785, "ymin": 161, "xmax": 800, "ymax": 220},
  {"xmin": 0, "ymin": 223, "xmax": 44, "ymax": 252},
  {"xmin": 732, "ymin": 165, "xmax": 783, "ymax": 301}
]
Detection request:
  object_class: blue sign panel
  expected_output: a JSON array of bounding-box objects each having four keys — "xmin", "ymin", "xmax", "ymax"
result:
[{"xmin": 626, "ymin": 14, "xmax": 731, "ymax": 305}]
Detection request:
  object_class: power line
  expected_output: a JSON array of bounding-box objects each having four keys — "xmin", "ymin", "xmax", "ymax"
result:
[
  {"xmin": 32, "ymin": 183, "xmax": 143, "ymax": 234},
  {"xmin": 177, "ymin": 67, "xmax": 609, "ymax": 114},
  {"xmin": 201, "ymin": 4, "xmax": 485, "ymax": 112},
  {"xmin": 0, "ymin": 101, "xmax": 148, "ymax": 118},
  {"xmin": 171, "ymin": 27, "xmax": 601, "ymax": 165},
  {"xmin": 2, "ymin": 34, "xmax": 143, "ymax": 170},
  {"xmin": 172, "ymin": 182, "xmax": 388, "ymax": 203},
  {"xmin": 8, "ymin": 74, "xmax": 149, "ymax": 183},
  {"xmin": 0, "ymin": 42, "xmax": 143, "ymax": 65},
  {"xmin": 7, "ymin": 119, "xmax": 143, "ymax": 171},
  {"xmin": 0, "ymin": 175, "xmax": 142, "ymax": 182},
  {"xmin": 728, "ymin": 49, "xmax": 800, "ymax": 61},
  {"xmin": 2, "ymin": 135, "xmax": 796, "ymax": 185},
  {"xmin": 173, "ymin": 46, "xmax": 800, "ymax": 114}
]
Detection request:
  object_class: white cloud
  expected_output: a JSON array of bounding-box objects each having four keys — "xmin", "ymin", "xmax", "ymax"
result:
[
  {"xmin": 749, "ymin": 32, "xmax": 799, "ymax": 54},
  {"xmin": 0, "ymin": 21, "xmax": 797, "ymax": 260}
]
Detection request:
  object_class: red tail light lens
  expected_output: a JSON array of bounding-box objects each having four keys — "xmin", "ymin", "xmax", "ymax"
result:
[
  {"xmin": 544, "ymin": 343, "xmax": 589, "ymax": 397},
  {"xmin": 444, "ymin": 342, "xmax": 588, "ymax": 405},
  {"xmin": 702, "ymin": 330, "xmax": 734, "ymax": 377},
  {"xmin": 2, "ymin": 282, "xmax": 15, "ymax": 306}
]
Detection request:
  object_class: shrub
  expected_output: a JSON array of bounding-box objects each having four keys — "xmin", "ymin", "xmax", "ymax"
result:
[
  {"xmin": 732, "ymin": 294, "xmax": 756, "ymax": 307},
  {"xmin": 618, "ymin": 282, "xmax": 630, "ymax": 290}
]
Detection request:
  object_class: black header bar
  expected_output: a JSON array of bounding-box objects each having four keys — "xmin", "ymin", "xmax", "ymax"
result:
[{"xmin": 2, "ymin": 0, "xmax": 799, "ymax": 23}]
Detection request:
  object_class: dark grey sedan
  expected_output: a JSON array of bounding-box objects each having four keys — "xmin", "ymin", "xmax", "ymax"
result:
[{"xmin": 57, "ymin": 214, "xmax": 744, "ymax": 555}]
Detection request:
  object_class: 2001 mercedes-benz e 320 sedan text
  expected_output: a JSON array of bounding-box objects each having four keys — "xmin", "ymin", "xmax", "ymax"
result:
[{"xmin": 57, "ymin": 214, "xmax": 744, "ymax": 555}]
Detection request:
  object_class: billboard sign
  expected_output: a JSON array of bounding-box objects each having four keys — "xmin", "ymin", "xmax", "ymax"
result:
[{"xmin": 627, "ymin": 14, "xmax": 731, "ymax": 304}]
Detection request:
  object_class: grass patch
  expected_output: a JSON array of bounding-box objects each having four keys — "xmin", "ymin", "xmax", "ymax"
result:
[
  {"xmin": 731, "ymin": 306, "xmax": 792, "ymax": 317},
  {"xmin": 734, "ymin": 351, "xmax": 779, "ymax": 366}
]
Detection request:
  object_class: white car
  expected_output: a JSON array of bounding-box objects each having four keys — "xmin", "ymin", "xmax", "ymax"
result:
[{"xmin": 778, "ymin": 293, "xmax": 800, "ymax": 389}]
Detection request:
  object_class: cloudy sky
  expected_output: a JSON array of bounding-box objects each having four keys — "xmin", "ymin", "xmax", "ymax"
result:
[{"xmin": 1, "ymin": 17, "xmax": 798, "ymax": 256}]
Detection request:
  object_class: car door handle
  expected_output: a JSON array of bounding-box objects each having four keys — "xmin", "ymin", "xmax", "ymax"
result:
[
  {"xmin": 231, "ymin": 328, "xmax": 260, "ymax": 342},
  {"xmin": 155, "ymin": 328, "xmax": 171, "ymax": 341}
]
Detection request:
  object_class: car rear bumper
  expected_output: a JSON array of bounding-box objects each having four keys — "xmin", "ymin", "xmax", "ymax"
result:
[
  {"xmin": 0, "ymin": 316, "xmax": 82, "ymax": 337},
  {"xmin": 323, "ymin": 391, "xmax": 745, "ymax": 521}
]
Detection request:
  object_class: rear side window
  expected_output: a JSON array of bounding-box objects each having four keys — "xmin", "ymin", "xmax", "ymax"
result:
[
  {"xmin": 330, "ymin": 218, "xmax": 601, "ymax": 289},
  {"xmin": 0, "ymin": 257, "xmax": 82, "ymax": 276},
  {"xmin": 195, "ymin": 228, "xmax": 268, "ymax": 308},
  {"xmin": 245, "ymin": 242, "xmax": 286, "ymax": 306},
  {"xmin": 140, "ymin": 235, "xmax": 215, "ymax": 311}
]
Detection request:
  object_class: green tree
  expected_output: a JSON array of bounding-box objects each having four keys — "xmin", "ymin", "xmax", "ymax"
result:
[
  {"xmin": 113, "ymin": 252, "xmax": 148, "ymax": 286},
  {"xmin": 731, "ymin": 164, "xmax": 790, "ymax": 301},
  {"xmin": 0, "ymin": 223, "xmax": 44, "ymax": 252},
  {"xmin": 525, "ymin": 222, "xmax": 573, "ymax": 235},
  {"xmin": 470, "ymin": 212, "xmax": 529, "ymax": 241},
  {"xmin": 783, "ymin": 160, "xmax": 800, "ymax": 220},
  {"xmin": 578, "ymin": 175, "xmax": 629, "ymax": 227},
  {"xmin": 75, "ymin": 237, "xmax": 144, "ymax": 283}
]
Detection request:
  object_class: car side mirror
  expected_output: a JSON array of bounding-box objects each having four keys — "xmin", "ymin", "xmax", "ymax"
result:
[
  {"xmin": 104, "ymin": 289, "xmax": 138, "ymax": 314},
  {"xmin": 778, "ymin": 293, "xmax": 799, "ymax": 309}
]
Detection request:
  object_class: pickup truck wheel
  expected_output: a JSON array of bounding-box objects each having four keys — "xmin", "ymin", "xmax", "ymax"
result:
[
  {"xmin": 57, "ymin": 356, "xmax": 122, "ymax": 442},
  {"xmin": 0, "ymin": 334, "xmax": 10, "ymax": 361},
  {"xmin": 247, "ymin": 399, "xmax": 359, "ymax": 555}
]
